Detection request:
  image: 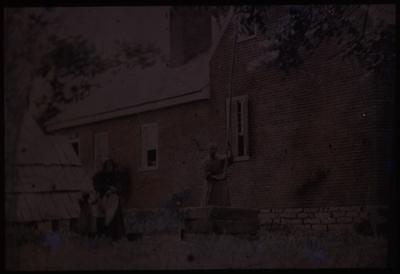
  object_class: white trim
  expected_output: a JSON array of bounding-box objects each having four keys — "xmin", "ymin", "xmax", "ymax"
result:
[
  {"xmin": 226, "ymin": 95, "xmax": 250, "ymax": 161},
  {"xmin": 46, "ymin": 86, "xmax": 209, "ymax": 132}
]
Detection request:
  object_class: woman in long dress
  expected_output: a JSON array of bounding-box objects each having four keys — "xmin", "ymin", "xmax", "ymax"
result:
[{"xmin": 202, "ymin": 143, "xmax": 233, "ymax": 207}]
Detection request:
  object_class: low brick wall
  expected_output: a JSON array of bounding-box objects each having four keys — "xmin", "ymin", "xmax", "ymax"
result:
[
  {"xmin": 183, "ymin": 207, "xmax": 259, "ymax": 234},
  {"xmin": 258, "ymin": 205, "xmax": 388, "ymax": 235},
  {"xmin": 123, "ymin": 205, "xmax": 389, "ymax": 237},
  {"xmin": 123, "ymin": 207, "xmax": 260, "ymax": 236},
  {"xmin": 123, "ymin": 208, "xmax": 183, "ymax": 235}
]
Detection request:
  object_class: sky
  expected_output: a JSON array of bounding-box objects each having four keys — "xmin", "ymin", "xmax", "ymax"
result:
[{"xmin": 48, "ymin": 6, "xmax": 170, "ymax": 57}]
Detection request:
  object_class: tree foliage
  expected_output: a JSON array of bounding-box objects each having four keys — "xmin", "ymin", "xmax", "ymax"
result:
[
  {"xmin": 5, "ymin": 8, "xmax": 164, "ymax": 127},
  {"xmin": 7, "ymin": 6, "xmax": 395, "ymax": 127},
  {"xmin": 196, "ymin": 5, "xmax": 395, "ymax": 78}
]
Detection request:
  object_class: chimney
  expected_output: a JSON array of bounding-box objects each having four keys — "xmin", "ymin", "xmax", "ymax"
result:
[{"xmin": 168, "ymin": 7, "xmax": 212, "ymax": 67}]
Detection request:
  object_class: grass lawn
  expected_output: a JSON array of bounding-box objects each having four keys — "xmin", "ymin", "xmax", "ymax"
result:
[{"xmin": 7, "ymin": 228, "xmax": 388, "ymax": 270}]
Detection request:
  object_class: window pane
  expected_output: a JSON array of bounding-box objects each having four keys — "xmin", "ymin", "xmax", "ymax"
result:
[
  {"xmin": 71, "ymin": 142, "xmax": 79, "ymax": 157},
  {"xmin": 242, "ymin": 97, "xmax": 249, "ymax": 157},
  {"xmin": 237, "ymin": 101, "xmax": 242, "ymax": 133},
  {"xmin": 148, "ymin": 124, "xmax": 158, "ymax": 150},
  {"xmin": 147, "ymin": 149, "xmax": 157, "ymax": 167},
  {"xmin": 238, "ymin": 135, "xmax": 245, "ymax": 156},
  {"xmin": 142, "ymin": 123, "xmax": 158, "ymax": 168},
  {"xmin": 227, "ymin": 96, "xmax": 249, "ymax": 159}
]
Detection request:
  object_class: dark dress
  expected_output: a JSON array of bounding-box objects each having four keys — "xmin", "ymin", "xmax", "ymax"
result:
[
  {"xmin": 105, "ymin": 205, "xmax": 125, "ymax": 240},
  {"xmin": 92, "ymin": 166, "xmax": 126, "ymax": 240},
  {"xmin": 92, "ymin": 170, "xmax": 115, "ymax": 237},
  {"xmin": 78, "ymin": 198, "xmax": 93, "ymax": 236},
  {"xmin": 93, "ymin": 171, "xmax": 115, "ymax": 198}
]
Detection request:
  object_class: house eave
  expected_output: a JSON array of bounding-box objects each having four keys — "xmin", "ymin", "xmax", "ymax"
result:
[{"xmin": 46, "ymin": 85, "xmax": 210, "ymax": 132}]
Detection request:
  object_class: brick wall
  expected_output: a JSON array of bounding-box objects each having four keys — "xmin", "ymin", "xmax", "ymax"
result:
[
  {"xmin": 59, "ymin": 100, "xmax": 213, "ymax": 209},
  {"xmin": 56, "ymin": 7, "xmax": 392, "ymax": 212},
  {"xmin": 209, "ymin": 15, "xmax": 391, "ymax": 209},
  {"xmin": 259, "ymin": 205, "xmax": 388, "ymax": 235}
]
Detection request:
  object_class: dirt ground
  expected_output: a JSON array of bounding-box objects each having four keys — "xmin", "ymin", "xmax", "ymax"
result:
[{"xmin": 7, "ymin": 229, "xmax": 388, "ymax": 270}]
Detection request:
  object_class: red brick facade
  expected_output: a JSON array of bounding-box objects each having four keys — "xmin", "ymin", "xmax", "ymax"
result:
[
  {"xmin": 258, "ymin": 205, "xmax": 388, "ymax": 235},
  {"xmin": 54, "ymin": 11, "xmax": 392, "ymax": 212},
  {"xmin": 59, "ymin": 100, "xmax": 212, "ymax": 208},
  {"xmin": 211, "ymin": 22, "xmax": 391, "ymax": 209}
]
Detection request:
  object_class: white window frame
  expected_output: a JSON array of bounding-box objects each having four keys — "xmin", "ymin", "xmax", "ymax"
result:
[
  {"xmin": 226, "ymin": 95, "xmax": 250, "ymax": 161},
  {"xmin": 94, "ymin": 132, "xmax": 109, "ymax": 171},
  {"xmin": 140, "ymin": 123, "xmax": 158, "ymax": 171}
]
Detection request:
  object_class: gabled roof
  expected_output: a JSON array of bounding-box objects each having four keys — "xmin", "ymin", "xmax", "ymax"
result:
[
  {"xmin": 46, "ymin": 52, "xmax": 210, "ymax": 131},
  {"xmin": 45, "ymin": 8, "xmax": 235, "ymax": 132}
]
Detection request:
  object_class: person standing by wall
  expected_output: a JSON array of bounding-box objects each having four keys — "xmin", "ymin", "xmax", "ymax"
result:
[
  {"xmin": 103, "ymin": 186, "xmax": 125, "ymax": 240},
  {"xmin": 77, "ymin": 192, "xmax": 95, "ymax": 238},
  {"xmin": 92, "ymin": 159, "xmax": 116, "ymax": 237},
  {"xmin": 202, "ymin": 143, "xmax": 233, "ymax": 207}
]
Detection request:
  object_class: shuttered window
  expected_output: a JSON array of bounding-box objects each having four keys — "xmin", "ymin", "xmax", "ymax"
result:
[
  {"xmin": 226, "ymin": 95, "xmax": 249, "ymax": 160},
  {"xmin": 141, "ymin": 123, "xmax": 158, "ymax": 170},
  {"xmin": 94, "ymin": 132, "xmax": 109, "ymax": 171}
]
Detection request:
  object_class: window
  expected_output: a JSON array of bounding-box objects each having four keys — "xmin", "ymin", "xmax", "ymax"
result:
[
  {"xmin": 141, "ymin": 123, "xmax": 158, "ymax": 170},
  {"xmin": 94, "ymin": 132, "xmax": 109, "ymax": 171},
  {"xmin": 70, "ymin": 138, "xmax": 80, "ymax": 158},
  {"xmin": 226, "ymin": 95, "xmax": 249, "ymax": 160}
]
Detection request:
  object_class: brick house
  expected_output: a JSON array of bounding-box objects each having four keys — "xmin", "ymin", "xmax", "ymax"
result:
[{"xmin": 45, "ymin": 7, "xmax": 393, "ymax": 233}]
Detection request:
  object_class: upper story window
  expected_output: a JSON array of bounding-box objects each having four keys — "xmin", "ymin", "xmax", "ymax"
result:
[
  {"xmin": 226, "ymin": 95, "xmax": 249, "ymax": 160},
  {"xmin": 94, "ymin": 132, "xmax": 109, "ymax": 171},
  {"xmin": 141, "ymin": 123, "xmax": 158, "ymax": 170}
]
